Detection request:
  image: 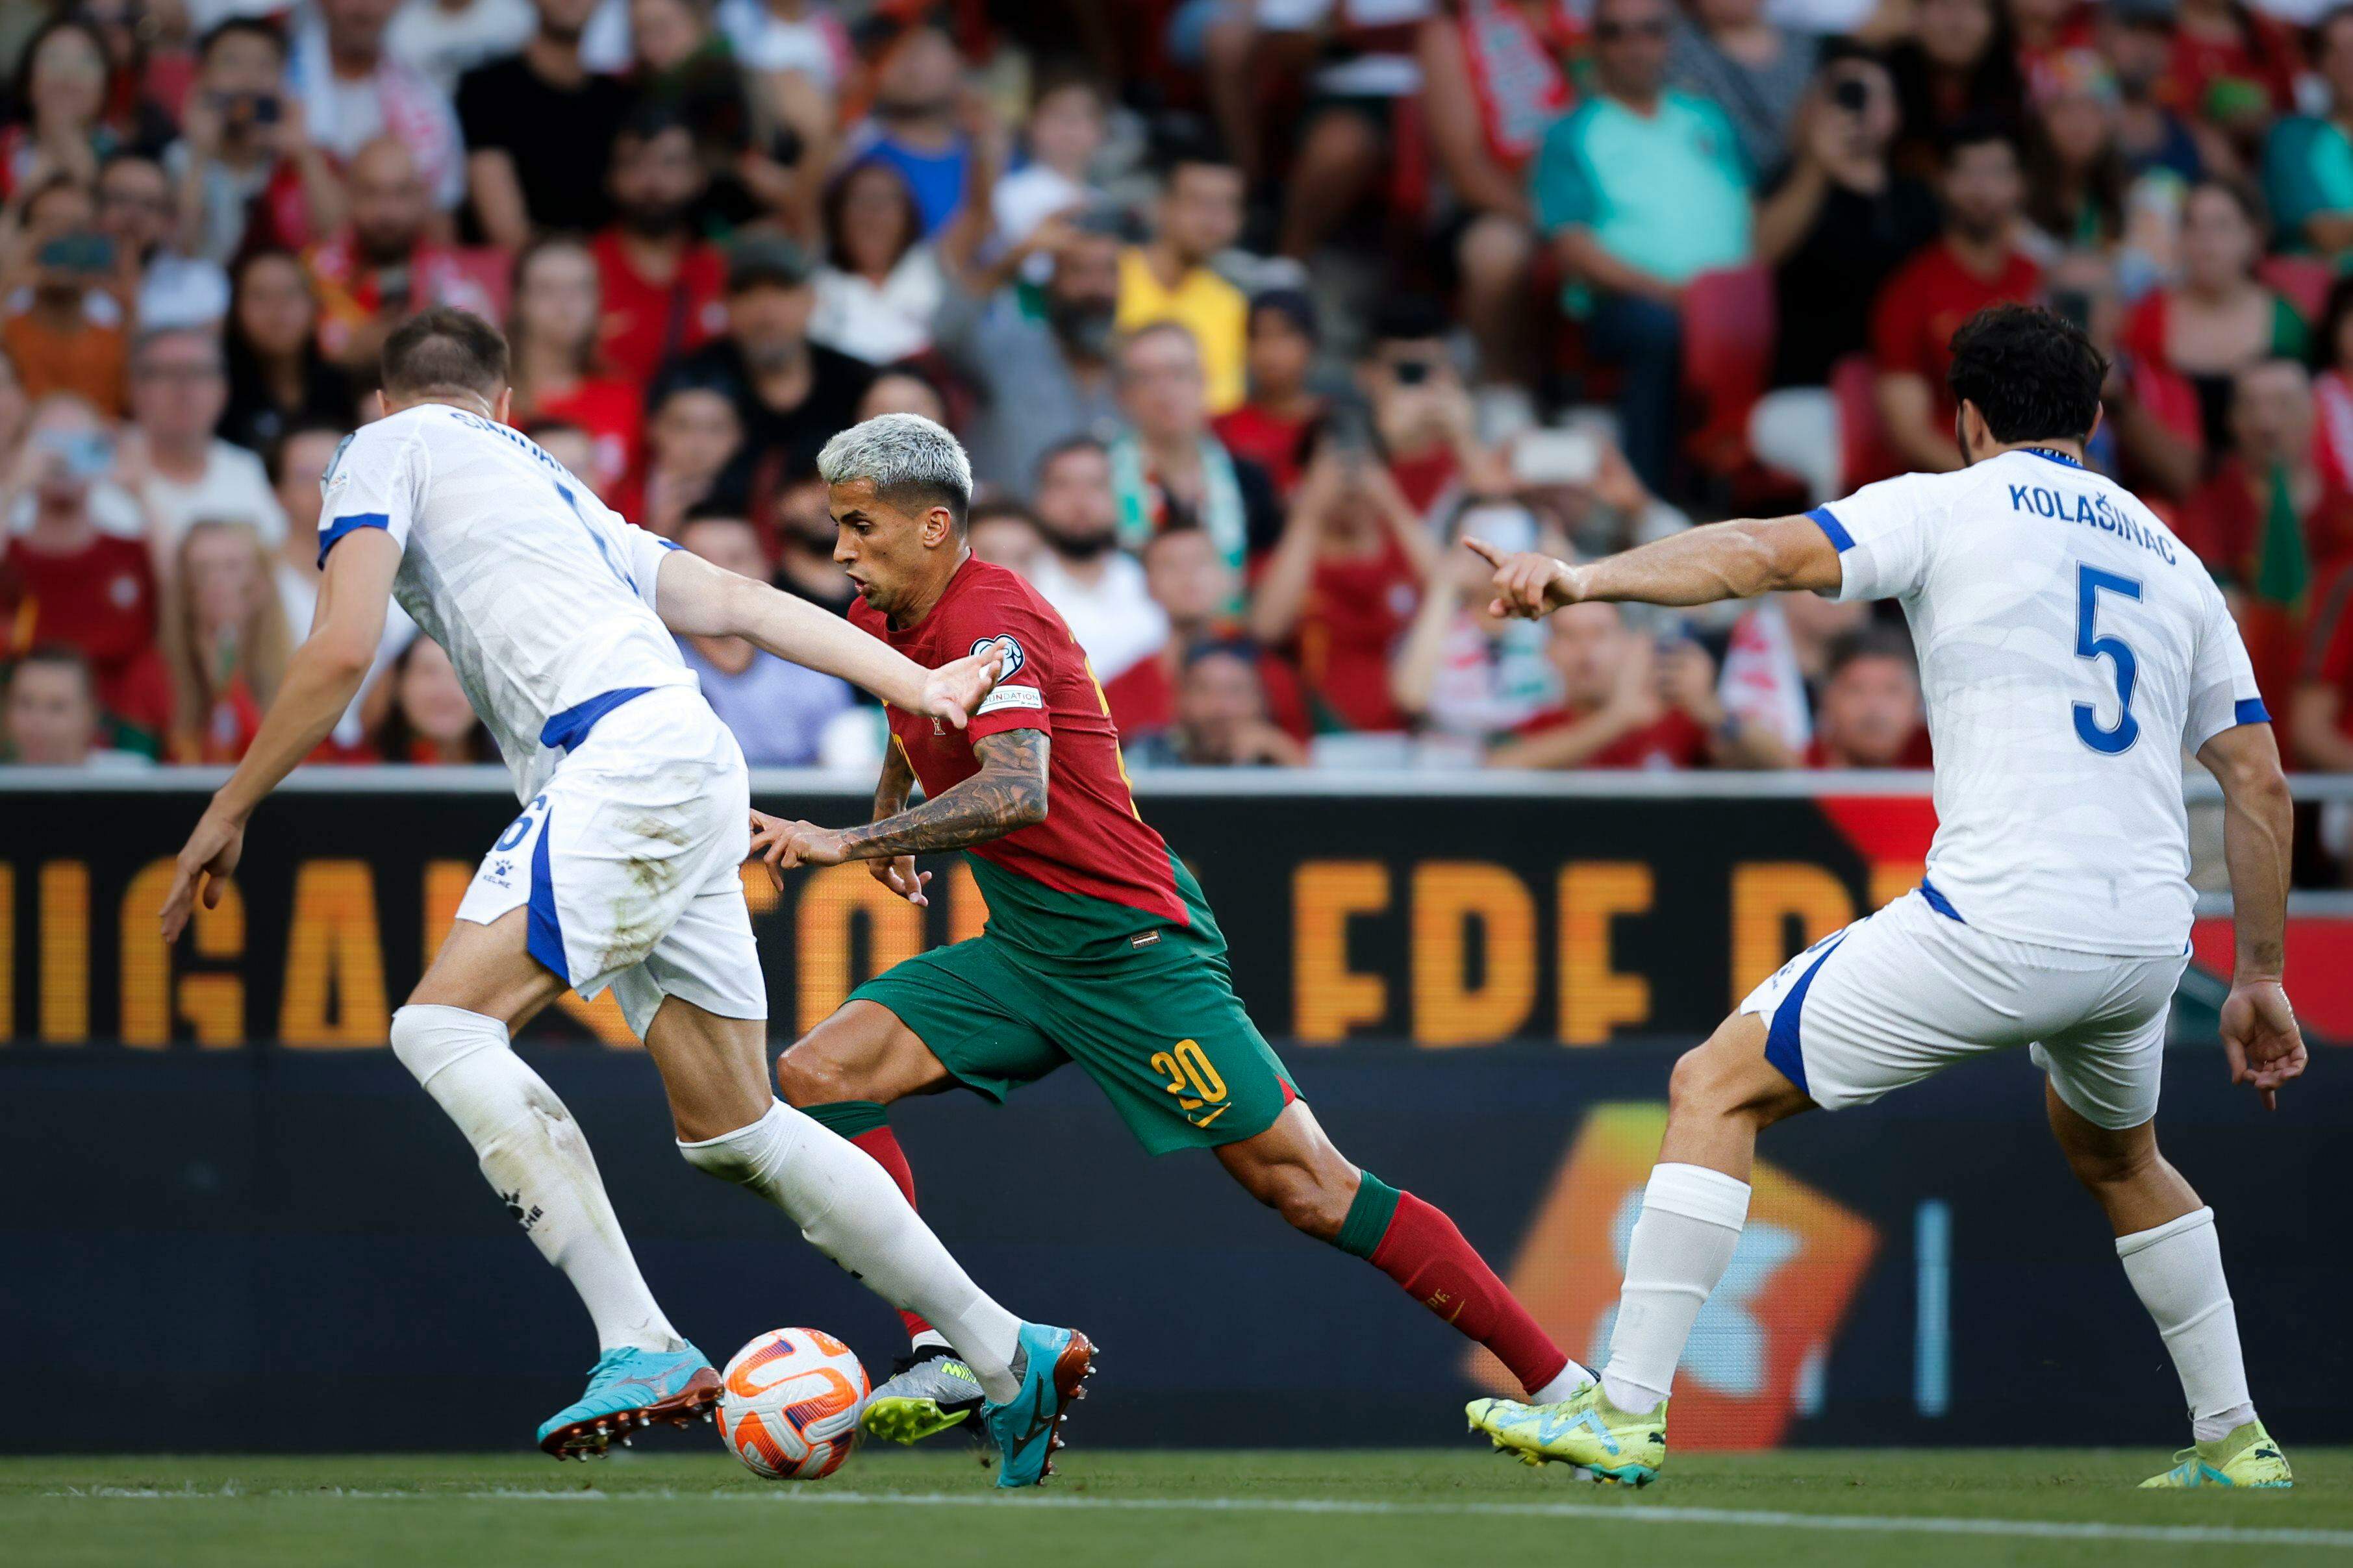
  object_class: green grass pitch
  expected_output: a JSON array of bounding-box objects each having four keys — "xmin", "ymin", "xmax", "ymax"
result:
[{"xmin": 9, "ymin": 1447, "xmax": 2346, "ymax": 1568}]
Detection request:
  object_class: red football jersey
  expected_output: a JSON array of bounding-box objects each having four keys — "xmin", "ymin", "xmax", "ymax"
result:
[{"xmin": 849, "ymin": 554, "xmax": 1190, "ymax": 931}]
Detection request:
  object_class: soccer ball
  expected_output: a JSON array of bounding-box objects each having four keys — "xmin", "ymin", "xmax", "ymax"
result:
[{"xmin": 716, "ymin": 1327, "xmax": 870, "ymax": 1480}]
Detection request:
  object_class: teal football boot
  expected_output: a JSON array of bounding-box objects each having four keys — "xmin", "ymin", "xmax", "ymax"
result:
[
  {"xmin": 537, "ymin": 1343, "xmax": 720, "ymax": 1460},
  {"xmin": 980, "ymin": 1324, "xmax": 1096, "ymax": 1488}
]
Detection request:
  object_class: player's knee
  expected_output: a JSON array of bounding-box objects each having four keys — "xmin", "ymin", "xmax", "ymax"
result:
[
  {"xmin": 773, "ymin": 1045, "xmax": 848, "ymax": 1109},
  {"xmin": 389, "ymin": 1003, "xmax": 508, "ymax": 1089},
  {"xmin": 1254, "ymin": 1164, "xmax": 1352, "ymax": 1239},
  {"xmin": 1666, "ymin": 1043, "xmax": 1728, "ymax": 1119},
  {"xmin": 2062, "ymin": 1130, "xmax": 2160, "ymax": 1192}
]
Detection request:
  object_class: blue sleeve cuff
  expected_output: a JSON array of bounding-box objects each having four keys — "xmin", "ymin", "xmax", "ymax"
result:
[
  {"xmin": 1806, "ymin": 505, "xmax": 1855, "ymax": 552},
  {"xmin": 318, "ymin": 512, "xmax": 391, "ymax": 568},
  {"xmin": 2235, "ymin": 697, "xmax": 2271, "ymax": 725}
]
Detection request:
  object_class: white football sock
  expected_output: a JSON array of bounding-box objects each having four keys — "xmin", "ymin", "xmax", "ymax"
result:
[
  {"xmin": 1532, "ymin": 1361, "xmax": 1596, "ymax": 1404},
  {"xmin": 678, "ymin": 1101, "xmax": 1026, "ymax": 1403},
  {"xmin": 1601, "ymin": 1162, "xmax": 1751, "ymax": 1416},
  {"xmin": 2116, "ymin": 1207, "xmax": 2256, "ymax": 1443},
  {"xmin": 388, "ymin": 1004, "xmax": 683, "ymax": 1355}
]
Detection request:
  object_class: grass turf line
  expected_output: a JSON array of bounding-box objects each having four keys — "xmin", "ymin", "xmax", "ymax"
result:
[{"xmin": 8, "ymin": 1449, "xmax": 2345, "ymax": 1568}]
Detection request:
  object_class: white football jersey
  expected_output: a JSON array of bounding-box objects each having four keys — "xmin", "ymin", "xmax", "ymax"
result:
[
  {"xmin": 319, "ymin": 403, "xmax": 696, "ymax": 799},
  {"xmin": 1812, "ymin": 448, "xmax": 2267, "ymax": 957}
]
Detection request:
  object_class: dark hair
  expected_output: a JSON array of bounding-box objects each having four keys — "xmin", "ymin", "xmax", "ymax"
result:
[
  {"xmin": 1824, "ymin": 625, "xmax": 1920, "ymax": 684},
  {"xmin": 1366, "ymin": 293, "xmax": 1451, "ymax": 347},
  {"xmin": 381, "ymin": 308, "xmax": 510, "ymax": 401},
  {"xmin": 6, "ymin": 643, "xmax": 95, "ymax": 701},
  {"xmin": 1034, "ymin": 434, "xmax": 1109, "ymax": 488},
  {"xmin": 2315, "ymin": 271, "xmax": 2353, "ymax": 373},
  {"xmin": 1946, "ymin": 303, "xmax": 2107, "ymax": 446},
  {"xmin": 265, "ymin": 418, "xmax": 351, "ymax": 486},
  {"xmin": 10, "ymin": 16, "xmax": 112, "ymax": 131},
  {"xmin": 1149, "ymin": 114, "xmax": 1236, "ymax": 182},
  {"xmin": 2023, "ymin": 105, "xmax": 2126, "ymax": 247},
  {"xmin": 371, "ymin": 636, "xmax": 496, "ymax": 764},
  {"xmin": 822, "ymin": 158, "xmax": 922, "ymax": 275},
  {"xmin": 198, "ymin": 16, "xmax": 289, "ymax": 63},
  {"xmin": 1939, "ymin": 112, "xmax": 2021, "ymax": 169},
  {"xmin": 2186, "ymin": 175, "xmax": 2271, "ymax": 251},
  {"xmin": 967, "ymin": 496, "xmax": 1042, "ymax": 532}
]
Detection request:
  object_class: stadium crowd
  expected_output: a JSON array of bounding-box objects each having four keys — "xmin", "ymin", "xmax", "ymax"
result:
[{"xmin": 1, "ymin": 0, "xmax": 2351, "ymax": 823}]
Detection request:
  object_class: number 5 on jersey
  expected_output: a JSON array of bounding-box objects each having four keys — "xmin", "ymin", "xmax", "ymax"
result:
[{"xmin": 2073, "ymin": 564, "xmax": 2141, "ymax": 755}]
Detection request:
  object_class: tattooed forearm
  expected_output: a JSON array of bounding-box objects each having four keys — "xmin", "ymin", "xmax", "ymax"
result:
[
  {"xmin": 873, "ymin": 740, "xmax": 916, "ymax": 822},
  {"xmin": 837, "ymin": 729, "xmax": 1050, "ymax": 858}
]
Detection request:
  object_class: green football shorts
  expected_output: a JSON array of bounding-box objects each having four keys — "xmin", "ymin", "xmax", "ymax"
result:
[{"xmin": 849, "ymin": 932, "xmax": 1298, "ymax": 1156}]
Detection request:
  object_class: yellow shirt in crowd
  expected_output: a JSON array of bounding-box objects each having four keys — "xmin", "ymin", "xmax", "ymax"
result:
[{"xmin": 1115, "ymin": 248, "xmax": 1247, "ymax": 414}]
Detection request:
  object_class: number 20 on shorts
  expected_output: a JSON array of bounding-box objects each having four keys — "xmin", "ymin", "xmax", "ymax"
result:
[{"xmin": 1151, "ymin": 1039, "xmax": 1228, "ymax": 1114}]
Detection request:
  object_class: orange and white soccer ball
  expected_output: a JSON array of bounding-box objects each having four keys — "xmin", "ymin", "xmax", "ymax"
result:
[{"xmin": 716, "ymin": 1327, "xmax": 870, "ymax": 1480}]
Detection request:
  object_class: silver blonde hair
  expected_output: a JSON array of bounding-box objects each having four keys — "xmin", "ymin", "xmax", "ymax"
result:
[{"xmin": 816, "ymin": 412, "xmax": 973, "ymax": 522}]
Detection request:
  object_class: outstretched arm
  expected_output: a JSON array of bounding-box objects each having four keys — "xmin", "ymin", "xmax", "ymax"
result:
[
  {"xmin": 753, "ymin": 729, "xmax": 1050, "ymax": 871},
  {"xmin": 160, "ymin": 527, "xmax": 402, "ymax": 941},
  {"xmin": 653, "ymin": 547, "xmax": 1000, "ymax": 727},
  {"xmin": 1466, "ymin": 514, "xmax": 1844, "ymax": 618},
  {"xmin": 2196, "ymin": 721, "xmax": 2307, "ymax": 1110}
]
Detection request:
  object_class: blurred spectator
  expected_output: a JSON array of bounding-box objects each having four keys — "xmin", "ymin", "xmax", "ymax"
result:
[
  {"xmin": 966, "ymin": 494, "xmax": 1047, "ymax": 577},
  {"xmin": 1871, "ymin": 119, "xmax": 2039, "ymax": 473},
  {"xmin": 770, "ymin": 471, "xmax": 856, "ymax": 612},
  {"xmin": 991, "ymin": 71, "xmax": 1106, "ymax": 262},
  {"xmin": 370, "ymin": 633, "xmax": 497, "ymax": 762},
  {"xmin": 1116, "ymin": 133, "xmax": 1248, "ymax": 413},
  {"xmin": 291, "ymin": 0, "xmax": 468, "ymax": 212},
  {"xmin": 1715, "ymin": 587, "xmax": 1872, "ymax": 752},
  {"xmin": 592, "ymin": 106, "xmax": 728, "ymax": 387},
  {"xmin": 458, "ymin": 0, "xmax": 636, "ymax": 248},
  {"xmin": 1804, "ymin": 625, "xmax": 1928, "ymax": 766},
  {"xmin": 1668, "ymin": 0, "xmax": 1816, "ymax": 178},
  {"xmin": 932, "ymin": 209, "xmax": 1125, "ymax": 492},
  {"xmin": 307, "ymin": 136, "xmax": 503, "ymax": 377},
  {"xmin": 2, "ymin": 177, "xmax": 131, "ymax": 415},
  {"xmin": 1109, "ymin": 321, "xmax": 1279, "ymax": 579},
  {"xmin": 2180, "ymin": 361, "xmax": 2353, "ymax": 716},
  {"xmin": 390, "ymin": 0, "xmax": 536, "ymax": 98},
  {"xmin": 2102, "ymin": 5, "xmax": 2202, "ymax": 186},
  {"xmin": 1750, "ymin": 48, "xmax": 1936, "ymax": 502},
  {"xmin": 0, "ymin": 395, "xmax": 168, "ymax": 751},
  {"xmin": 160, "ymin": 517, "xmax": 288, "ymax": 763},
  {"xmin": 1026, "ymin": 436, "xmax": 1170, "ymax": 691},
  {"xmin": 652, "ymin": 234, "xmax": 870, "ymax": 488},
  {"xmin": 1390, "ymin": 504, "xmax": 1563, "ymax": 756},
  {"xmin": 0, "ymin": 18, "xmax": 123, "ymax": 203},
  {"xmin": 1531, "ymin": 0, "xmax": 1753, "ymax": 495},
  {"xmin": 2265, "ymin": 6, "xmax": 2353, "ymax": 264},
  {"xmin": 1361, "ymin": 295, "xmax": 1500, "ymax": 513},
  {"xmin": 855, "ymin": 365, "xmax": 949, "ymax": 425},
  {"xmin": 1414, "ymin": 0, "xmax": 1579, "ymax": 387},
  {"xmin": 3, "ymin": 644, "xmax": 136, "ymax": 766},
  {"xmin": 1487, "ymin": 600, "xmax": 1785, "ymax": 767},
  {"xmin": 2167, "ymin": 0, "xmax": 2298, "ymax": 132},
  {"xmin": 720, "ymin": 0, "xmax": 853, "ymax": 107},
  {"xmin": 2022, "ymin": 51, "xmax": 2128, "ymax": 253},
  {"xmin": 1126, "ymin": 641, "xmax": 1309, "ymax": 766},
  {"xmin": 633, "ymin": 382, "xmax": 744, "ymax": 536},
  {"xmin": 810, "ymin": 160, "xmax": 945, "ymax": 366},
  {"xmin": 2119, "ymin": 179, "xmax": 2306, "ymax": 462},
  {"xmin": 270, "ymin": 414, "xmax": 413, "ymax": 753},
  {"xmin": 220, "ymin": 249, "xmax": 356, "ymax": 454},
  {"xmin": 1106, "ymin": 521, "xmax": 1259, "ymax": 738},
  {"xmin": 1885, "ymin": 0, "xmax": 2024, "ymax": 180},
  {"xmin": 2311, "ymin": 273, "xmax": 2353, "ymax": 487},
  {"xmin": 670, "ymin": 512, "xmax": 852, "ymax": 763},
  {"xmin": 2293, "ymin": 562, "xmax": 2353, "ymax": 772},
  {"xmin": 170, "ymin": 19, "xmax": 343, "ymax": 268},
  {"xmin": 98, "ymin": 151, "xmax": 229, "ymax": 330},
  {"xmin": 1259, "ymin": 0, "xmax": 1437, "ymax": 262},
  {"xmin": 1212, "ymin": 289, "xmax": 1322, "ymax": 497},
  {"xmin": 1247, "ymin": 433, "xmax": 1441, "ymax": 735},
  {"xmin": 627, "ymin": 0, "xmax": 765, "ymax": 226},
  {"xmin": 509, "ymin": 236, "xmax": 641, "ymax": 499},
  {"xmin": 838, "ymin": 19, "xmax": 973, "ymax": 236},
  {"xmin": 126, "ymin": 327, "xmax": 288, "ymax": 550}
]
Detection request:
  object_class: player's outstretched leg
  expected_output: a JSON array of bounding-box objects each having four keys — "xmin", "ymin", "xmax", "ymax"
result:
[
  {"xmin": 1467, "ymin": 1011, "xmax": 1813, "ymax": 1484},
  {"xmin": 667, "ymin": 998, "xmax": 1093, "ymax": 1486},
  {"xmin": 1214, "ymin": 1101, "xmax": 1594, "ymax": 1406},
  {"xmin": 2045, "ymin": 1086, "xmax": 2292, "ymax": 1489},
  {"xmin": 396, "ymin": 913, "xmax": 720, "ymax": 1460}
]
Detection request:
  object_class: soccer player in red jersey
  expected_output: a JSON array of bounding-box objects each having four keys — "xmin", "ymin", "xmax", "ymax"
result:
[{"xmin": 753, "ymin": 414, "xmax": 1593, "ymax": 1443}]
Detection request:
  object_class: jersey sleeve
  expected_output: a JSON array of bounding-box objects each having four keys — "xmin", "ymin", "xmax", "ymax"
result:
[
  {"xmin": 588, "ymin": 482, "xmax": 679, "ymax": 617},
  {"xmin": 317, "ymin": 422, "xmax": 425, "ymax": 567},
  {"xmin": 942, "ymin": 590, "xmax": 1057, "ymax": 741},
  {"xmin": 2185, "ymin": 585, "xmax": 2270, "ymax": 751},
  {"xmin": 1809, "ymin": 473, "xmax": 1939, "ymax": 603}
]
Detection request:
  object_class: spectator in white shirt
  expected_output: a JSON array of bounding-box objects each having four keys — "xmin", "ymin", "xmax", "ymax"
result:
[
  {"xmin": 97, "ymin": 153, "xmax": 231, "ymax": 330},
  {"xmin": 124, "ymin": 327, "xmax": 290, "ymax": 549},
  {"xmin": 809, "ymin": 160, "xmax": 946, "ymax": 366},
  {"xmin": 670, "ymin": 513, "xmax": 855, "ymax": 765},
  {"xmin": 993, "ymin": 73, "xmax": 1107, "ymax": 275},
  {"xmin": 1024, "ymin": 435, "xmax": 1170, "ymax": 688},
  {"xmin": 291, "ymin": 0, "xmax": 470, "ymax": 210},
  {"xmin": 387, "ymin": 0, "xmax": 536, "ymax": 97}
]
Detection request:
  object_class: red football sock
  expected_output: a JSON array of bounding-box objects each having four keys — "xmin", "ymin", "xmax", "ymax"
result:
[
  {"xmin": 1370, "ymin": 1193, "xmax": 1569, "ymax": 1397},
  {"xmin": 849, "ymin": 1126, "xmax": 937, "ymax": 1342}
]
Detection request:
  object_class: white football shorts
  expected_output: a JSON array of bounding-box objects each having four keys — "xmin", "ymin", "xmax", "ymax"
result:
[
  {"xmin": 1738, "ymin": 887, "xmax": 2188, "ymax": 1130},
  {"xmin": 455, "ymin": 685, "xmax": 766, "ymax": 1038}
]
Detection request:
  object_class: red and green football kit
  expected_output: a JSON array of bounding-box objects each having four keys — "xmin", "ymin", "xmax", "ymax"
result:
[{"xmin": 846, "ymin": 555, "xmax": 1296, "ymax": 1154}]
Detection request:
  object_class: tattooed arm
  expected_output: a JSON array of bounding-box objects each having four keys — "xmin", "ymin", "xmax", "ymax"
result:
[{"xmin": 751, "ymin": 730, "xmax": 1051, "ymax": 874}]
